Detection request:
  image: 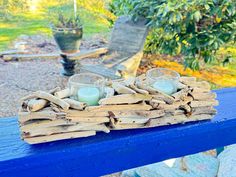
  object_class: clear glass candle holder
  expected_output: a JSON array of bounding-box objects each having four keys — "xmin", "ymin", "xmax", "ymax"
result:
[
  {"xmin": 146, "ymin": 68, "xmax": 180, "ymax": 95},
  {"xmin": 68, "ymin": 73, "xmax": 105, "ymax": 106}
]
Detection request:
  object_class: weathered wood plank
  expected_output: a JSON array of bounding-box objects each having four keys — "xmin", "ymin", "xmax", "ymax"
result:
[
  {"xmin": 2, "ymin": 48, "xmax": 108, "ymax": 61},
  {"xmin": 0, "ymin": 49, "xmax": 22, "ymax": 57},
  {"xmin": 20, "ymin": 119, "xmax": 75, "ymax": 132},
  {"xmin": 67, "ymin": 116, "xmax": 110, "ymax": 123},
  {"xmin": 2, "ymin": 53, "xmax": 60, "ymax": 61},
  {"xmin": 23, "ymin": 123, "xmax": 102, "ymax": 137},
  {"xmin": 24, "ymin": 131, "xmax": 96, "ymax": 144},
  {"xmin": 99, "ymin": 94, "xmax": 152, "ymax": 105},
  {"xmin": 86, "ymin": 103, "xmax": 152, "ymax": 112},
  {"xmin": 70, "ymin": 47, "xmax": 108, "ymax": 60},
  {"xmin": 111, "ymin": 110, "xmax": 165, "ymax": 119}
]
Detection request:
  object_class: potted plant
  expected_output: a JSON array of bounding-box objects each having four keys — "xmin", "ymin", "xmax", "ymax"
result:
[{"xmin": 51, "ymin": 1, "xmax": 83, "ymax": 54}]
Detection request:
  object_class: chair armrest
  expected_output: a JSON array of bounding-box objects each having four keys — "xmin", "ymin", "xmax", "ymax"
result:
[{"xmin": 69, "ymin": 47, "xmax": 108, "ymax": 60}]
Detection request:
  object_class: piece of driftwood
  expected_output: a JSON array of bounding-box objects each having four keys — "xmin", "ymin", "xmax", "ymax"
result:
[
  {"xmin": 130, "ymin": 84, "xmax": 149, "ymax": 95},
  {"xmin": 179, "ymin": 105, "xmax": 192, "ymax": 113},
  {"xmin": 68, "ymin": 116, "xmax": 110, "ymax": 123},
  {"xmin": 147, "ymin": 113, "xmax": 212, "ymax": 128},
  {"xmin": 99, "ymin": 94, "xmax": 152, "ymax": 105},
  {"xmin": 21, "ymin": 87, "xmax": 61, "ymax": 112},
  {"xmin": 192, "ymin": 107, "xmax": 217, "ymax": 115},
  {"xmin": 55, "ymin": 88, "xmax": 71, "ymax": 99},
  {"xmin": 190, "ymin": 100, "xmax": 219, "ymax": 107},
  {"xmin": 22, "ymin": 122, "xmax": 99, "ymax": 136},
  {"xmin": 63, "ymin": 98, "xmax": 86, "ymax": 110},
  {"xmin": 66, "ymin": 109, "xmax": 109, "ymax": 117},
  {"xmin": 18, "ymin": 110, "xmax": 65, "ymax": 123},
  {"xmin": 110, "ymin": 122, "xmax": 145, "ymax": 130},
  {"xmin": 190, "ymin": 92, "xmax": 217, "ymax": 100},
  {"xmin": 86, "ymin": 103, "xmax": 152, "ymax": 112},
  {"xmin": 70, "ymin": 48, "xmax": 108, "ymax": 60},
  {"xmin": 18, "ymin": 75, "xmax": 218, "ymax": 144},
  {"xmin": 187, "ymin": 81, "xmax": 211, "ymax": 90},
  {"xmin": 192, "ymin": 87, "xmax": 211, "ymax": 93},
  {"xmin": 22, "ymin": 91, "xmax": 70, "ymax": 110},
  {"xmin": 24, "ymin": 131, "xmax": 96, "ymax": 144},
  {"xmin": 112, "ymin": 82, "xmax": 136, "ymax": 94},
  {"xmin": 50, "ymin": 102, "xmax": 62, "ymax": 112},
  {"xmin": 2, "ymin": 48, "xmax": 108, "ymax": 62},
  {"xmin": 179, "ymin": 77, "xmax": 196, "ymax": 84},
  {"xmin": 172, "ymin": 87, "xmax": 192, "ymax": 100},
  {"xmin": 24, "ymin": 99, "xmax": 48, "ymax": 112},
  {"xmin": 116, "ymin": 117, "xmax": 149, "ymax": 124},
  {"xmin": 23, "ymin": 123, "xmax": 109, "ymax": 137},
  {"xmin": 111, "ymin": 110, "xmax": 165, "ymax": 119},
  {"xmin": 147, "ymin": 114, "xmax": 188, "ymax": 127},
  {"xmin": 3, "ymin": 53, "xmax": 60, "ymax": 61},
  {"xmin": 149, "ymin": 99, "xmax": 164, "ymax": 109},
  {"xmin": 0, "ymin": 49, "xmax": 21, "ymax": 57},
  {"xmin": 166, "ymin": 109, "xmax": 185, "ymax": 116},
  {"xmin": 151, "ymin": 94, "xmax": 175, "ymax": 104},
  {"xmin": 21, "ymin": 119, "xmax": 75, "ymax": 132}
]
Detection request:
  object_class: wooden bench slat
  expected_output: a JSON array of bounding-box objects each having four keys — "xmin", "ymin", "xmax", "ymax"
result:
[{"xmin": 0, "ymin": 88, "xmax": 236, "ymax": 177}]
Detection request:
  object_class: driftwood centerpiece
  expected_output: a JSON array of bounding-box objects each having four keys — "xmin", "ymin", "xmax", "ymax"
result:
[{"xmin": 18, "ymin": 74, "xmax": 218, "ymax": 144}]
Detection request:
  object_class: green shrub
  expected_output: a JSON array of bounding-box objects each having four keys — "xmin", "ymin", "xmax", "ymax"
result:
[
  {"xmin": 47, "ymin": 2, "xmax": 83, "ymax": 29},
  {"xmin": 110, "ymin": 0, "xmax": 236, "ymax": 70},
  {"xmin": 0, "ymin": 0, "xmax": 29, "ymax": 20},
  {"xmin": 50, "ymin": 11, "xmax": 83, "ymax": 28}
]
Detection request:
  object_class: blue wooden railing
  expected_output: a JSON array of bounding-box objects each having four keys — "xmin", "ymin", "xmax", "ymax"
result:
[{"xmin": 0, "ymin": 88, "xmax": 236, "ymax": 177}]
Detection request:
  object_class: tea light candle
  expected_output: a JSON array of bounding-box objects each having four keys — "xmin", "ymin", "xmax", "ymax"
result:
[
  {"xmin": 77, "ymin": 87, "xmax": 100, "ymax": 106},
  {"xmin": 153, "ymin": 79, "xmax": 176, "ymax": 95}
]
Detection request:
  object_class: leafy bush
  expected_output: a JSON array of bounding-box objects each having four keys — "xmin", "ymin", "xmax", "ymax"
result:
[
  {"xmin": 50, "ymin": 11, "xmax": 83, "ymax": 28},
  {"xmin": 110, "ymin": 0, "xmax": 236, "ymax": 70},
  {"xmin": 0, "ymin": 0, "xmax": 29, "ymax": 20},
  {"xmin": 48, "ymin": 1, "xmax": 83, "ymax": 29}
]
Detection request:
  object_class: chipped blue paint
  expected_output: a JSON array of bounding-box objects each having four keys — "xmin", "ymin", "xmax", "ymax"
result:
[{"xmin": 0, "ymin": 88, "xmax": 236, "ymax": 177}]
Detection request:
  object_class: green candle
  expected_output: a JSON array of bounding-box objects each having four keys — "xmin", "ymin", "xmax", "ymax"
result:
[
  {"xmin": 77, "ymin": 87, "xmax": 100, "ymax": 106},
  {"xmin": 153, "ymin": 79, "xmax": 176, "ymax": 95}
]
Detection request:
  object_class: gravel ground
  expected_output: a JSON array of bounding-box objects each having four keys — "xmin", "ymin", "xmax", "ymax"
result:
[{"xmin": 0, "ymin": 58, "xmax": 69, "ymax": 117}]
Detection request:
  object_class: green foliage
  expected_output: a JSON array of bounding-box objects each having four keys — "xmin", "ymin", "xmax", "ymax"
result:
[
  {"xmin": 108, "ymin": 0, "xmax": 132, "ymax": 16},
  {"xmin": 0, "ymin": 0, "xmax": 29, "ymax": 20},
  {"xmin": 48, "ymin": 2, "xmax": 83, "ymax": 29},
  {"xmin": 111, "ymin": 0, "xmax": 236, "ymax": 70},
  {"xmin": 50, "ymin": 12, "xmax": 83, "ymax": 28}
]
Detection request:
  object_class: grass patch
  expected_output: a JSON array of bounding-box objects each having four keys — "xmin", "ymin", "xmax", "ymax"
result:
[
  {"xmin": 0, "ymin": 17, "xmax": 49, "ymax": 50},
  {"xmin": 0, "ymin": 4, "xmax": 110, "ymax": 51}
]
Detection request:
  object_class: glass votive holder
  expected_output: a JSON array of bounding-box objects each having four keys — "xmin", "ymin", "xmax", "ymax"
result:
[
  {"xmin": 68, "ymin": 73, "xmax": 105, "ymax": 106},
  {"xmin": 146, "ymin": 68, "xmax": 180, "ymax": 95}
]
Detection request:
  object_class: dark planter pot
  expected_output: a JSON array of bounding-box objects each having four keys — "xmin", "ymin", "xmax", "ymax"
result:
[{"xmin": 52, "ymin": 27, "xmax": 83, "ymax": 54}]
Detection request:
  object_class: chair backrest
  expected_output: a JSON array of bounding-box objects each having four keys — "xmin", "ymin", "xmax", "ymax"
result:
[
  {"xmin": 108, "ymin": 16, "xmax": 149, "ymax": 55},
  {"xmin": 80, "ymin": 16, "xmax": 149, "ymax": 79}
]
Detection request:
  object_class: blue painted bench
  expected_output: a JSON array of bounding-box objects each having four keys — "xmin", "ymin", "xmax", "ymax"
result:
[{"xmin": 0, "ymin": 88, "xmax": 236, "ymax": 177}]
